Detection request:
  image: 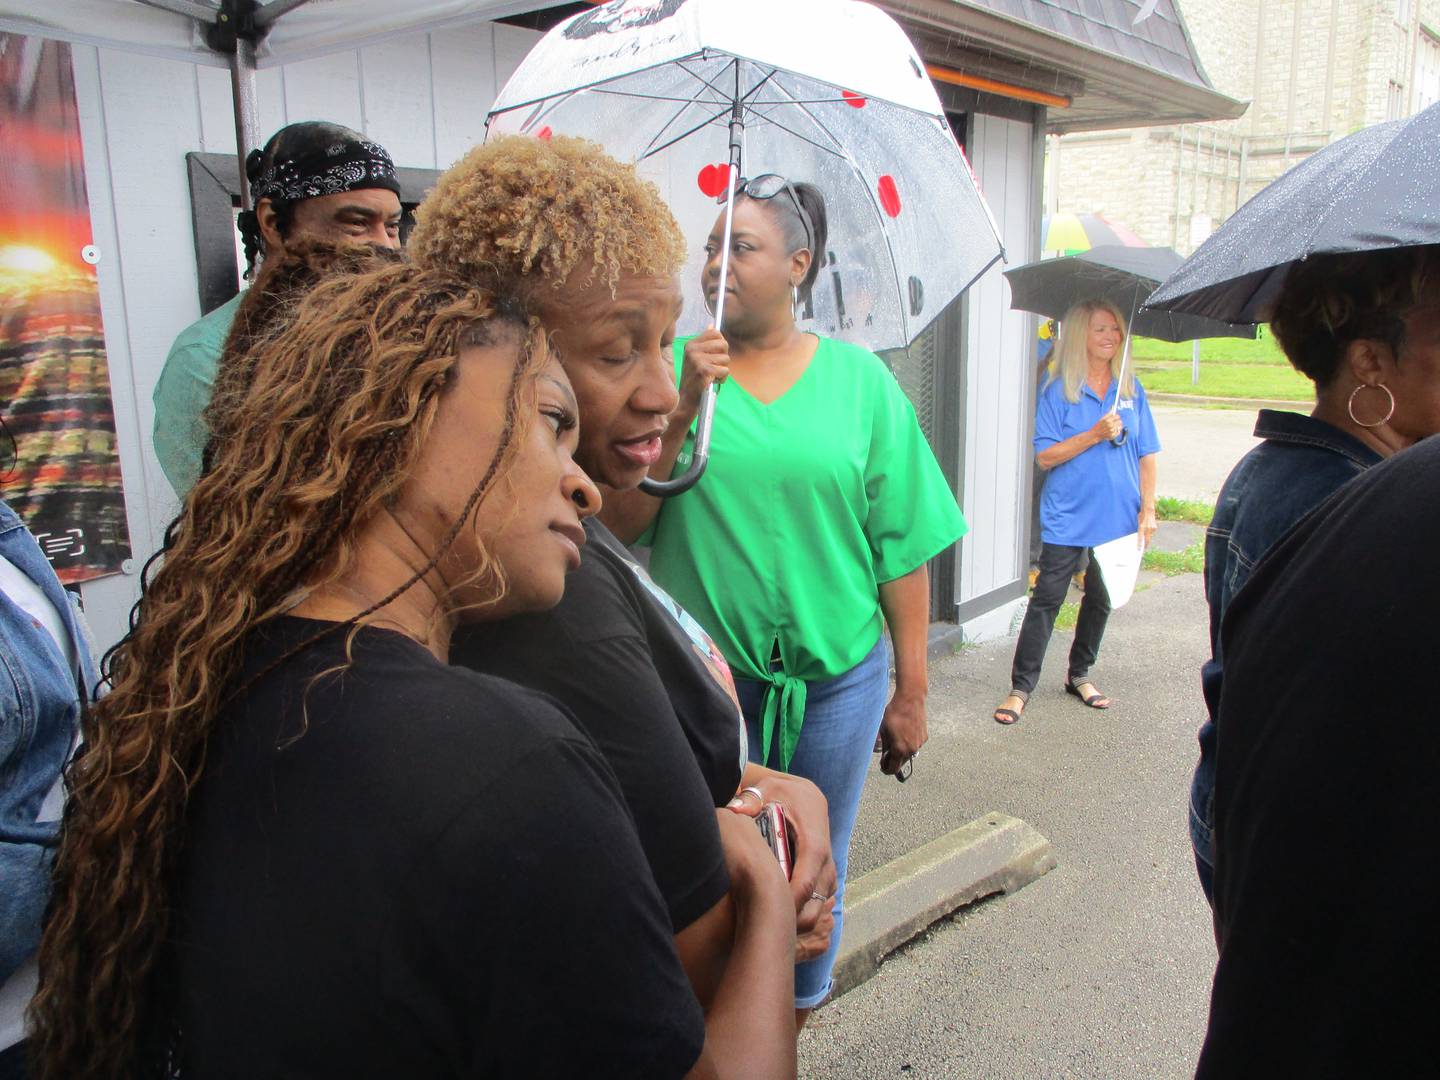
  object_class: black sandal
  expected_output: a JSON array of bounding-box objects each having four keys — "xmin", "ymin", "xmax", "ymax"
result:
[
  {"xmin": 1065, "ymin": 679, "xmax": 1111, "ymax": 709},
  {"xmin": 994, "ymin": 689, "xmax": 1028, "ymax": 725}
]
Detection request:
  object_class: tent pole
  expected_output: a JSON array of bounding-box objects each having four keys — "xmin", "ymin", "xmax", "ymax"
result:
[{"xmin": 230, "ymin": 36, "xmax": 260, "ymax": 209}]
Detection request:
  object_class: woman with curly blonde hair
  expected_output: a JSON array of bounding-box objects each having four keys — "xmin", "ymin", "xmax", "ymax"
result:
[
  {"xmin": 410, "ymin": 136, "xmax": 830, "ymax": 1041},
  {"xmin": 27, "ymin": 249, "xmax": 793, "ymax": 1078}
]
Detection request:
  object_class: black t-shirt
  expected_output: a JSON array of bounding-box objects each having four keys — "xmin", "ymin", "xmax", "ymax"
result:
[
  {"xmin": 170, "ymin": 617, "xmax": 704, "ymax": 1079},
  {"xmin": 1200, "ymin": 438, "xmax": 1440, "ymax": 1078},
  {"xmin": 453, "ymin": 519, "xmax": 745, "ymax": 932}
]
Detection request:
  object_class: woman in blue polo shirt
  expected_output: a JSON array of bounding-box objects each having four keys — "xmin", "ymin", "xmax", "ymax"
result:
[{"xmin": 994, "ymin": 300, "xmax": 1161, "ymax": 724}]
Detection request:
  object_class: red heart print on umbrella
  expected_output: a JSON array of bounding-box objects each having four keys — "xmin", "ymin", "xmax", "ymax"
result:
[
  {"xmin": 842, "ymin": 90, "xmax": 866, "ymax": 108},
  {"xmin": 535, "ymin": 125, "xmax": 553, "ymax": 141},
  {"xmin": 697, "ymin": 163, "xmax": 732, "ymax": 198},
  {"xmin": 878, "ymin": 174, "xmax": 901, "ymax": 217}
]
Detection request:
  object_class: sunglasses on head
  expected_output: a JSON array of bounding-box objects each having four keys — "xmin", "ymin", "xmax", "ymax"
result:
[{"xmin": 727, "ymin": 173, "xmax": 815, "ymax": 254}]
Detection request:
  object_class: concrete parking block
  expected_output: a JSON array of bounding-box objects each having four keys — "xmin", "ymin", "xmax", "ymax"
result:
[{"xmin": 830, "ymin": 812, "xmax": 1056, "ymax": 999}]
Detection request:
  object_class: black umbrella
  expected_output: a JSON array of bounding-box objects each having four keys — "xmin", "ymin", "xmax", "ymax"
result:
[
  {"xmin": 1146, "ymin": 103, "xmax": 1440, "ymax": 323},
  {"xmin": 1004, "ymin": 246, "xmax": 1258, "ymax": 342}
]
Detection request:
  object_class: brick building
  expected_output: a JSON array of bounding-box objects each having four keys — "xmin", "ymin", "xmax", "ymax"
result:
[{"xmin": 1049, "ymin": 0, "xmax": 1440, "ymax": 252}]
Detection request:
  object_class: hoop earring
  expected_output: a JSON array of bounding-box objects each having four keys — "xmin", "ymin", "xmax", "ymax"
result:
[
  {"xmin": 1347, "ymin": 382, "xmax": 1396, "ymax": 428},
  {"xmin": 791, "ymin": 283, "xmax": 800, "ymax": 321}
]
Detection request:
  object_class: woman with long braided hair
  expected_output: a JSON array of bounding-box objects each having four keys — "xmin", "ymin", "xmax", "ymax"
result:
[{"xmin": 26, "ymin": 251, "xmax": 787, "ymax": 1078}]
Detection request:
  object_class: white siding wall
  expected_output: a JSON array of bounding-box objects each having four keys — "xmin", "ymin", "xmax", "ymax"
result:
[
  {"xmin": 959, "ymin": 113, "xmax": 1036, "ymax": 628},
  {"xmin": 69, "ymin": 23, "xmax": 542, "ymax": 650}
]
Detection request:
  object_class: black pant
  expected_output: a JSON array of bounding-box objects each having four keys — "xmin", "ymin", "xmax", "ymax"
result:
[
  {"xmin": 1009, "ymin": 542, "xmax": 1111, "ymax": 694},
  {"xmin": 0, "ymin": 1041, "xmax": 29, "ymax": 1080}
]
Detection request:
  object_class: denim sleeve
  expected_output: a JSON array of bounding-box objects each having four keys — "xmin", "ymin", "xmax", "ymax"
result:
[{"xmin": 0, "ymin": 838, "xmax": 55, "ymax": 980}]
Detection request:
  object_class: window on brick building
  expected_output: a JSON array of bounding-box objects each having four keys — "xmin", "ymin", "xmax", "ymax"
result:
[
  {"xmin": 1414, "ymin": 30, "xmax": 1440, "ymax": 113},
  {"xmin": 1387, "ymin": 80, "xmax": 1407, "ymax": 120}
]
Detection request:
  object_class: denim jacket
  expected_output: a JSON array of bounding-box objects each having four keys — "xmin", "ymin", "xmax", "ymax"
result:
[
  {"xmin": 1189, "ymin": 411, "xmax": 1381, "ymax": 883},
  {"xmin": 0, "ymin": 499, "xmax": 96, "ymax": 982}
]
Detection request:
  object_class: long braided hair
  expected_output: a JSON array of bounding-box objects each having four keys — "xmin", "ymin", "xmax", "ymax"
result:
[{"xmin": 29, "ymin": 252, "xmax": 544, "ymax": 1078}]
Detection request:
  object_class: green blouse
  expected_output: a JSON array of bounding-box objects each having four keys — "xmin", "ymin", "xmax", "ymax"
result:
[{"xmin": 644, "ymin": 335, "xmax": 967, "ymax": 768}]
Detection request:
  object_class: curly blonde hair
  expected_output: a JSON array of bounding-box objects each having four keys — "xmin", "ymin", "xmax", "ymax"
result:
[
  {"xmin": 31, "ymin": 251, "xmax": 543, "ymax": 1079},
  {"xmin": 409, "ymin": 134, "xmax": 686, "ymax": 296}
]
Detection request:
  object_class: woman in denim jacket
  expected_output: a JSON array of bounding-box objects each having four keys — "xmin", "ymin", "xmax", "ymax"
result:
[
  {"xmin": 0, "ymin": 497, "xmax": 96, "ymax": 1078},
  {"xmin": 1191, "ymin": 245, "xmax": 1440, "ymax": 905}
]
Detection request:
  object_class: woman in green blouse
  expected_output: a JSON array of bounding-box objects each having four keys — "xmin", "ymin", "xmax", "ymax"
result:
[{"xmin": 605, "ymin": 176, "xmax": 966, "ymax": 1017}]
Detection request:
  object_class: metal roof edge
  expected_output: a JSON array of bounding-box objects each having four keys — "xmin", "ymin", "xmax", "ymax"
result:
[
  {"xmin": 880, "ymin": 0, "xmax": 1249, "ymax": 129},
  {"xmin": 1165, "ymin": 0, "xmax": 1219, "ymax": 91}
]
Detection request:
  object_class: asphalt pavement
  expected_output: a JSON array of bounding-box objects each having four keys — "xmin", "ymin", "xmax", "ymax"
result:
[
  {"xmin": 1148, "ymin": 403, "xmax": 1264, "ymax": 502},
  {"xmin": 799, "ymin": 558, "xmax": 1217, "ymax": 1077}
]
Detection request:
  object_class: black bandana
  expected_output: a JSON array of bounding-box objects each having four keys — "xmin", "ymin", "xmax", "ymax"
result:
[{"xmin": 250, "ymin": 137, "xmax": 400, "ymax": 203}]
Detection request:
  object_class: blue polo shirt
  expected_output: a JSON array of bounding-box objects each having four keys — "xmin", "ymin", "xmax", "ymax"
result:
[{"xmin": 1034, "ymin": 375, "xmax": 1161, "ymax": 547}]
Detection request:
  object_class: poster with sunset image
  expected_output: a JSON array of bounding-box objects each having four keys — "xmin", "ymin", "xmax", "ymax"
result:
[{"xmin": 0, "ymin": 32, "xmax": 131, "ymax": 583}]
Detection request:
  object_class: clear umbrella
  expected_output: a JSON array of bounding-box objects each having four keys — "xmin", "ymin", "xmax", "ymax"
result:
[{"xmin": 486, "ymin": 0, "xmax": 1003, "ymax": 494}]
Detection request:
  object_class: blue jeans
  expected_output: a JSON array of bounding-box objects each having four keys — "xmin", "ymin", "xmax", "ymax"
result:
[{"xmin": 734, "ymin": 637, "xmax": 890, "ymax": 1009}]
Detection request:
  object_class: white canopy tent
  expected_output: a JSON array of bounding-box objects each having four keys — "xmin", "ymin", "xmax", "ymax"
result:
[
  {"xmin": 1, "ymin": 0, "xmax": 558, "ymax": 648},
  {"xmin": 0, "ymin": 0, "xmax": 555, "ymax": 201}
]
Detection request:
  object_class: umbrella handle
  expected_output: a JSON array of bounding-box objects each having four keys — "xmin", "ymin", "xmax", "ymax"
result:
[
  {"xmin": 640, "ymin": 100, "xmax": 742, "ymax": 498},
  {"xmin": 638, "ymin": 381, "xmax": 716, "ymax": 496}
]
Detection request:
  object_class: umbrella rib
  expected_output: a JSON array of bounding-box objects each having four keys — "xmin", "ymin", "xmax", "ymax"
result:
[
  {"xmin": 592, "ymin": 89, "xmax": 747, "ymax": 104},
  {"xmin": 637, "ymin": 61, "xmax": 784, "ymax": 163},
  {"xmin": 638, "ymin": 57, "xmax": 740, "ymax": 161},
  {"xmin": 748, "ymin": 97, "xmax": 856, "ymax": 105},
  {"xmin": 739, "ymin": 67, "xmax": 780, "ymax": 106},
  {"xmin": 639, "ymin": 59, "xmax": 735, "ymax": 160},
  {"xmin": 743, "ymin": 110, "xmax": 848, "ymax": 160},
  {"xmin": 639, "ymin": 102, "xmax": 736, "ymax": 162},
  {"xmin": 743, "ymin": 81, "xmax": 850, "ymax": 165},
  {"xmin": 674, "ymin": 57, "xmax": 742, "ymax": 109},
  {"xmin": 634, "ymin": 62, "xmax": 825, "ymax": 161}
]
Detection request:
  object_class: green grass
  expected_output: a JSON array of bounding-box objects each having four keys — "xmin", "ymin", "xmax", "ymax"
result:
[
  {"xmin": 1132, "ymin": 330, "xmax": 1288, "ymax": 366},
  {"xmin": 1141, "ymin": 541, "xmax": 1205, "ymax": 575},
  {"xmin": 1129, "ymin": 329, "xmax": 1316, "ymax": 402},
  {"xmin": 1055, "ymin": 600, "xmax": 1080, "ymax": 632},
  {"xmin": 1156, "ymin": 496, "xmax": 1214, "ymax": 526},
  {"xmin": 1136, "ymin": 361, "xmax": 1314, "ymax": 401}
]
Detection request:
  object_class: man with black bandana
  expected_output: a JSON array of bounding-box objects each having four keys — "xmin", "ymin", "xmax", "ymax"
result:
[{"xmin": 152, "ymin": 121, "xmax": 403, "ymax": 496}]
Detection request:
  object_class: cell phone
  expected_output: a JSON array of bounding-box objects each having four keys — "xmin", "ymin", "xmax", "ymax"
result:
[{"xmin": 754, "ymin": 802, "xmax": 795, "ymax": 880}]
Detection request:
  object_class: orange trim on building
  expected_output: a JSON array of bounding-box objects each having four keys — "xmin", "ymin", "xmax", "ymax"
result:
[{"xmin": 925, "ymin": 64, "xmax": 1071, "ymax": 109}]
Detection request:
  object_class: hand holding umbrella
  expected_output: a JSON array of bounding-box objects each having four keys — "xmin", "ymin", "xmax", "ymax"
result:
[{"xmin": 486, "ymin": 0, "xmax": 1002, "ymax": 495}]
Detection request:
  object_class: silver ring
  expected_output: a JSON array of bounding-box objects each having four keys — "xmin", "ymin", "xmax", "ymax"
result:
[
  {"xmin": 810, "ymin": 891, "xmax": 828, "ymax": 903},
  {"xmin": 738, "ymin": 786, "xmax": 764, "ymax": 804}
]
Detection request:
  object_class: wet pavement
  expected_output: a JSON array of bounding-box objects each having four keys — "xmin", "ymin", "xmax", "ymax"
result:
[
  {"xmin": 1149, "ymin": 403, "xmax": 1266, "ymax": 502},
  {"xmin": 800, "ymin": 565, "xmax": 1215, "ymax": 1078}
]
